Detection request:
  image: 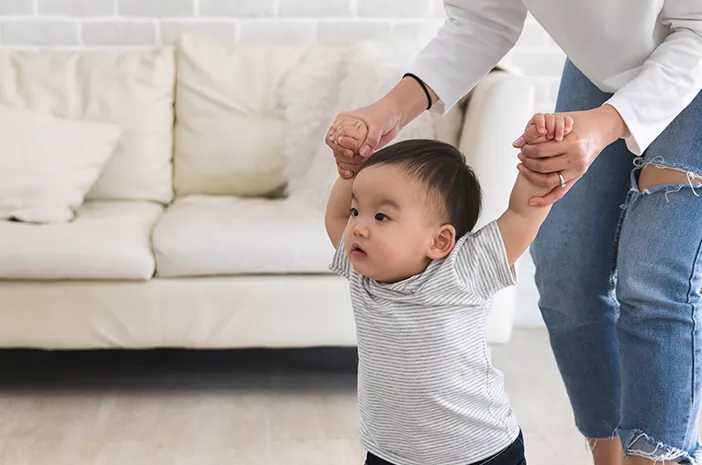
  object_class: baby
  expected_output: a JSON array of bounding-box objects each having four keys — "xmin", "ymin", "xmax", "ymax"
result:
[{"xmin": 325, "ymin": 116, "xmax": 572, "ymax": 465}]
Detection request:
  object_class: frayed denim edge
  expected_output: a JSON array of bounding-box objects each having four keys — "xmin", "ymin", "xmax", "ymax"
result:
[{"xmin": 620, "ymin": 429, "xmax": 700, "ymax": 464}]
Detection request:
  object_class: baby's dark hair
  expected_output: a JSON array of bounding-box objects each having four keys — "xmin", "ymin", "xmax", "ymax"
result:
[{"xmin": 360, "ymin": 139, "xmax": 482, "ymax": 238}]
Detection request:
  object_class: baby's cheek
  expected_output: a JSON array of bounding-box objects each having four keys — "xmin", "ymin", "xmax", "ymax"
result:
[{"xmin": 376, "ymin": 237, "xmax": 402, "ymax": 262}]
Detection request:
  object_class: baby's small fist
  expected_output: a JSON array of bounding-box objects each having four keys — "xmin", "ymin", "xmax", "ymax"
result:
[
  {"xmin": 328, "ymin": 117, "xmax": 369, "ymax": 155},
  {"xmin": 513, "ymin": 113, "xmax": 574, "ymax": 148}
]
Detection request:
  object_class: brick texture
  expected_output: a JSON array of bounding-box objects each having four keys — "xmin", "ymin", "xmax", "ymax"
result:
[
  {"xmin": 82, "ymin": 20, "xmax": 156, "ymax": 46},
  {"xmin": 0, "ymin": 0, "xmax": 566, "ymax": 115},
  {"xmin": 239, "ymin": 20, "xmax": 317, "ymax": 45},
  {"xmin": 0, "ymin": 0, "xmax": 33, "ymax": 15},
  {"xmin": 39, "ymin": 0, "xmax": 114, "ymax": 17},
  {"xmin": 117, "ymin": 0, "xmax": 193, "ymax": 17},
  {"xmin": 199, "ymin": 0, "xmax": 275, "ymax": 17},
  {"xmin": 160, "ymin": 20, "xmax": 236, "ymax": 45},
  {"xmin": 1, "ymin": 20, "xmax": 78, "ymax": 45},
  {"xmin": 318, "ymin": 20, "xmax": 391, "ymax": 44},
  {"xmin": 279, "ymin": 0, "xmax": 351, "ymax": 18},
  {"xmin": 358, "ymin": 0, "xmax": 431, "ymax": 18}
]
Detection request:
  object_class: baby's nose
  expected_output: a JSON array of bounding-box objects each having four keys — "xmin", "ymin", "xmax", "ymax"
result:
[{"xmin": 352, "ymin": 222, "xmax": 369, "ymax": 238}]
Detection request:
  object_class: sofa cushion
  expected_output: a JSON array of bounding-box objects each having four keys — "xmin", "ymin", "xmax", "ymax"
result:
[
  {"xmin": 0, "ymin": 104, "xmax": 121, "ymax": 224},
  {"xmin": 174, "ymin": 35, "xmax": 307, "ymax": 198},
  {"xmin": 0, "ymin": 49, "xmax": 175, "ymax": 203},
  {"xmin": 0, "ymin": 201, "xmax": 163, "ymax": 280},
  {"xmin": 152, "ymin": 196, "xmax": 335, "ymax": 277}
]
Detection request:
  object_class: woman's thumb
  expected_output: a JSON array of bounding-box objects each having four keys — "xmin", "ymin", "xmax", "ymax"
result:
[{"xmin": 359, "ymin": 127, "xmax": 382, "ymax": 158}]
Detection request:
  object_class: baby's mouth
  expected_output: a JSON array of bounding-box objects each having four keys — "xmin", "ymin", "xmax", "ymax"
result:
[{"xmin": 350, "ymin": 243, "xmax": 367, "ymax": 257}]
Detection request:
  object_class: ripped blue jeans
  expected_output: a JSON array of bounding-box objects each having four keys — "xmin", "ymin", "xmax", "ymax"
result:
[{"xmin": 531, "ymin": 60, "xmax": 702, "ymax": 463}]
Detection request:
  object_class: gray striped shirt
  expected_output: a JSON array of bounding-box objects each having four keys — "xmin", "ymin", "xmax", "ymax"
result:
[{"xmin": 330, "ymin": 221, "xmax": 519, "ymax": 465}]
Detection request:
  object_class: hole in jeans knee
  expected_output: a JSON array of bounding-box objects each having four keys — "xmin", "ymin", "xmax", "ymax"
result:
[
  {"xmin": 620, "ymin": 429, "xmax": 699, "ymax": 464},
  {"xmin": 638, "ymin": 163, "xmax": 702, "ymax": 196}
]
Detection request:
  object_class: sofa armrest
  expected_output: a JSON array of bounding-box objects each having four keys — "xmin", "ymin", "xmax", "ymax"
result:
[
  {"xmin": 458, "ymin": 71, "xmax": 535, "ymax": 343},
  {"xmin": 459, "ymin": 71, "xmax": 535, "ymax": 228}
]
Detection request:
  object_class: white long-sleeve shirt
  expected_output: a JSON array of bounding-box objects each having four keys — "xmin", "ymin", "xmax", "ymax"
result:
[{"xmin": 409, "ymin": 0, "xmax": 702, "ymax": 155}]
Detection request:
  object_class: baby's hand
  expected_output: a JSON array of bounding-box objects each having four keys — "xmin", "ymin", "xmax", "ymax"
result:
[
  {"xmin": 513, "ymin": 112, "xmax": 574, "ymax": 148},
  {"xmin": 327, "ymin": 114, "xmax": 369, "ymax": 178}
]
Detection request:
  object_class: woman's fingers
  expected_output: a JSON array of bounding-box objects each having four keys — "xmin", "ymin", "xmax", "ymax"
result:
[
  {"xmin": 335, "ymin": 152, "xmax": 364, "ymax": 178},
  {"xmin": 517, "ymin": 150, "xmax": 572, "ymax": 174},
  {"xmin": 528, "ymin": 183, "xmax": 571, "ymax": 206},
  {"xmin": 517, "ymin": 163, "xmax": 572, "ymax": 189},
  {"xmin": 518, "ymin": 164, "xmax": 576, "ymax": 205},
  {"xmin": 521, "ymin": 140, "xmax": 568, "ymax": 160},
  {"xmin": 327, "ymin": 138, "xmax": 355, "ymax": 158}
]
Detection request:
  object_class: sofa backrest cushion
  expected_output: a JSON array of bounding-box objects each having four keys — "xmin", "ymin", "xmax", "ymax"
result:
[
  {"xmin": 0, "ymin": 49, "xmax": 175, "ymax": 203},
  {"xmin": 174, "ymin": 34, "xmax": 307, "ymax": 197}
]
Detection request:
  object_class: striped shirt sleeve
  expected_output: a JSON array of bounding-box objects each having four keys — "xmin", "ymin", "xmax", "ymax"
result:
[
  {"xmin": 454, "ymin": 220, "xmax": 517, "ymax": 300},
  {"xmin": 329, "ymin": 236, "xmax": 353, "ymax": 280}
]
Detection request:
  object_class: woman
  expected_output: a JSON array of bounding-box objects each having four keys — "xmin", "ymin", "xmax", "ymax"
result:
[{"xmin": 325, "ymin": 1, "xmax": 702, "ymax": 464}]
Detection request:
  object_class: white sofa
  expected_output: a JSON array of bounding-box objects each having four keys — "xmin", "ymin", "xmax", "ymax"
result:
[{"xmin": 0, "ymin": 36, "xmax": 533, "ymax": 350}]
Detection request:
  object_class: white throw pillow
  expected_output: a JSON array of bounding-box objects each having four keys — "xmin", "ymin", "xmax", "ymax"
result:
[
  {"xmin": 0, "ymin": 105, "xmax": 121, "ymax": 223},
  {"xmin": 281, "ymin": 37, "xmax": 462, "ymax": 210}
]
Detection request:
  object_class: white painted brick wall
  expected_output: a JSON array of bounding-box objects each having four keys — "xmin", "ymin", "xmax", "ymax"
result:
[
  {"xmin": 82, "ymin": 20, "xmax": 156, "ymax": 46},
  {"xmin": 358, "ymin": 0, "xmax": 432, "ymax": 17},
  {"xmin": 0, "ymin": 0, "xmax": 564, "ymax": 110},
  {"xmin": 1, "ymin": 19, "xmax": 79, "ymax": 45},
  {"xmin": 199, "ymin": 0, "xmax": 275, "ymax": 17},
  {"xmin": 117, "ymin": 0, "xmax": 194, "ymax": 18},
  {"xmin": 318, "ymin": 20, "xmax": 391, "ymax": 45},
  {"xmin": 279, "ymin": 0, "xmax": 351, "ymax": 17},
  {"xmin": 0, "ymin": 0, "xmax": 34, "ymax": 15},
  {"xmin": 239, "ymin": 20, "xmax": 318, "ymax": 45},
  {"xmin": 39, "ymin": 0, "xmax": 114, "ymax": 17},
  {"xmin": 160, "ymin": 20, "xmax": 236, "ymax": 46}
]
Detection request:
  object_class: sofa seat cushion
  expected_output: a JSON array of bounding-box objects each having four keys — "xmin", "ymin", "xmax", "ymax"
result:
[
  {"xmin": 152, "ymin": 196, "xmax": 335, "ymax": 277},
  {"xmin": 0, "ymin": 201, "xmax": 163, "ymax": 280}
]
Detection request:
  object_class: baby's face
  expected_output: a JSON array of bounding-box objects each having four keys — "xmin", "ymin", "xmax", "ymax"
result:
[{"xmin": 343, "ymin": 164, "xmax": 449, "ymax": 283}]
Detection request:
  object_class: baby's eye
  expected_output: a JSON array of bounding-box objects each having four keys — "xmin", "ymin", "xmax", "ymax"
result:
[
  {"xmin": 375, "ymin": 213, "xmax": 390, "ymax": 222},
  {"xmin": 350, "ymin": 208, "xmax": 359, "ymax": 217}
]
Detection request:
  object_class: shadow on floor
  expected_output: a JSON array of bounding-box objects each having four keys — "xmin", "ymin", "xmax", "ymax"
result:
[{"xmin": 0, "ymin": 347, "xmax": 359, "ymax": 393}]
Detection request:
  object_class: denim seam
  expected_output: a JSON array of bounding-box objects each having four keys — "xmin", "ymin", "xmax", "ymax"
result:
[
  {"xmin": 612, "ymin": 190, "xmax": 636, "ymax": 290},
  {"xmin": 687, "ymin": 237, "xmax": 702, "ymax": 409}
]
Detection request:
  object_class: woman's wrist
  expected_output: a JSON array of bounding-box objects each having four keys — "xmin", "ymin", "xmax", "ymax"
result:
[
  {"xmin": 383, "ymin": 77, "xmax": 435, "ymax": 128},
  {"xmin": 597, "ymin": 104, "xmax": 628, "ymax": 145}
]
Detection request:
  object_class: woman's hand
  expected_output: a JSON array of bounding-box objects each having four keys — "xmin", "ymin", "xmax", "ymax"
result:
[
  {"xmin": 513, "ymin": 105, "xmax": 628, "ymax": 206},
  {"xmin": 326, "ymin": 100, "xmax": 403, "ymax": 179},
  {"xmin": 326, "ymin": 75, "xmax": 433, "ymax": 179}
]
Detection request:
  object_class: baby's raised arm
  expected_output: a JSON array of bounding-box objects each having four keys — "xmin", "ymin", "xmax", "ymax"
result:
[{"xmin": 498, "ymin": 113, "xmax": 574, "ymax": 265}]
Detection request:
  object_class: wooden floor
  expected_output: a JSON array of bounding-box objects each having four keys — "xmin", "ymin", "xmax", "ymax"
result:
[{"xmin": 0, "ymin": 330, "xmax": 593, "ymax": 465}]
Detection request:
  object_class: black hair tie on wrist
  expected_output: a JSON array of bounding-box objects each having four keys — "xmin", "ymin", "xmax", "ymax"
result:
[{"xmin": 403, "ymin": 73, "xmax": 433, "ymax": 111}]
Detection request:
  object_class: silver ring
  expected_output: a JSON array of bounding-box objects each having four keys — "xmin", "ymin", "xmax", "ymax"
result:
[{"xmin": 558, "ymin": 172, "xmax": 567, "ymax": 188}]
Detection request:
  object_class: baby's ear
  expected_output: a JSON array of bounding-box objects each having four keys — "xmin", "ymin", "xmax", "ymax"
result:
[{"xmin": 427, "ymin": 225, "xmax": 456, "ymax": 260}]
